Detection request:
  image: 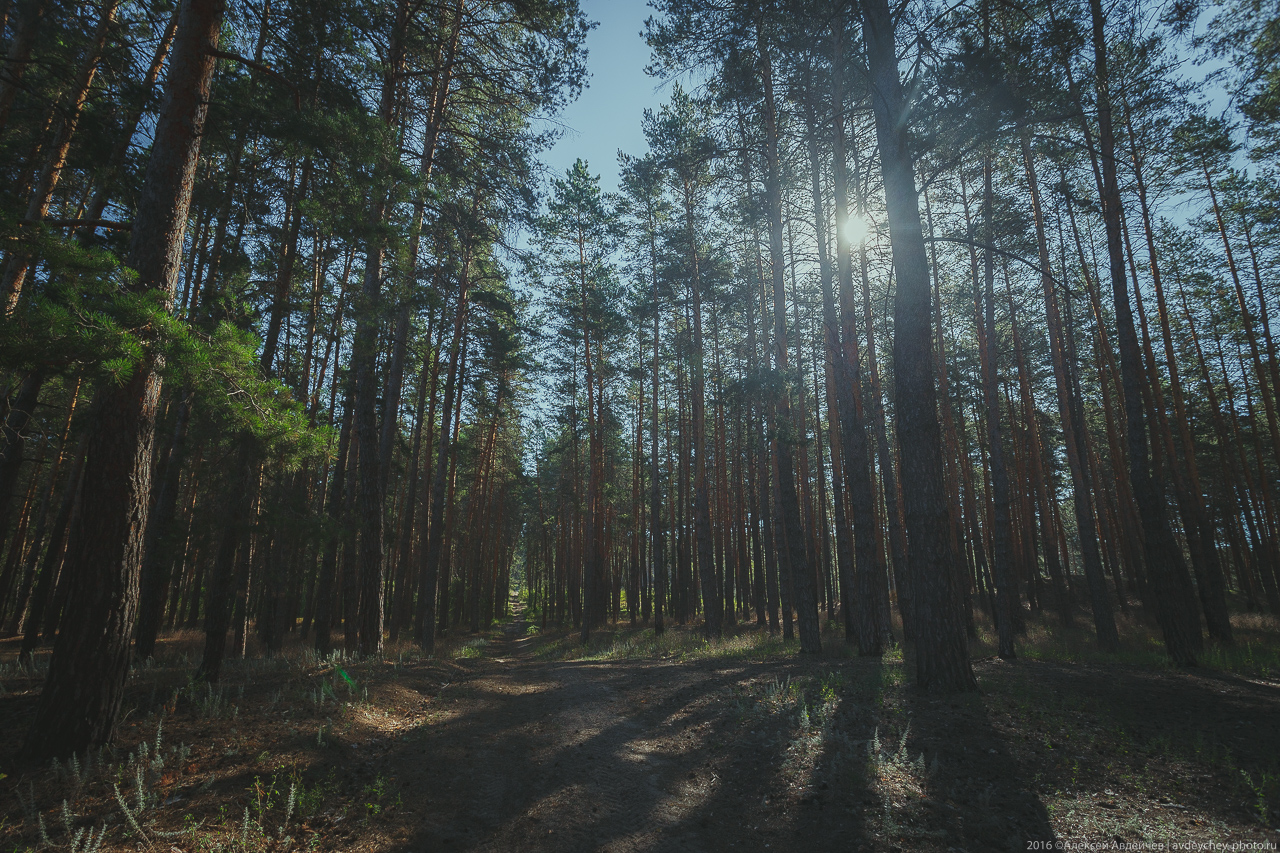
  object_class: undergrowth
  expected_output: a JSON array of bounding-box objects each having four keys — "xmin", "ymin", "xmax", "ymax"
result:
[
  {"xmin": 966, "ymin": 607, "xmax": 1280, "ymax": 681},
  {"xmin": 532, "ymin": 623, "xmax": 804, "ymax": 662}
]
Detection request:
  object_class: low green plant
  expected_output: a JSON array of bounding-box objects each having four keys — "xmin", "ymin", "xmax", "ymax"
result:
[
  {"xmin": 454, "ymin": 638, "xmax": 488, "ymax": 659},
  {"xmin": 57, "ymin": 800, "xmax": 107, "ymax": 853},
  {"xmin": 1240, "ymin": 769, "xmax": 1278, "ymax": 825},
  {"xmin": 359, "ymin": 774, "xmax": 399, "ymax": 821}
]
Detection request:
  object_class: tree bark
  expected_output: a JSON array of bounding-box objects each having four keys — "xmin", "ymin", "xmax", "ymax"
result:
[
  {"xmin": 1088, "ymin": 0, "xmax": 1201, "ymax": 664},
  {"xmin": 862, "ymin": 0, "xmax": 973, "ymax": 690},
  {"xmin": 757, "ymin": 21, "xmax": 819, "ymax": 654},
  {"xmin": 25, "ymin": 0, "xmax": 225, "ymax": 757}
]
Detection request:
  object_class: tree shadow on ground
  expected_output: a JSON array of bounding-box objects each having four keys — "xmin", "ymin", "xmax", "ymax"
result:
[
  {"xmin": 5, "ymin": 624, "xmax": 1277, "ymax": 851},
  {"xmin": 390, "ymin": 658, "xmax": 793, "ymax": 852},
  {"xmin": 971, "ymin": 658, "xmax": 1280, "ymax": 836},
  {"xmin": 387, "ymin": 645, "xmax": 880, "ymax": 853},
  {"xmin": 903, "ymin": 660, "xmax": 1056, "ymax": 852}
]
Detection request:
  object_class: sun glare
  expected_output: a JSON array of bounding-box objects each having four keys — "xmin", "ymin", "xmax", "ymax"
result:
[{"xmin": 842, "ymin": 214, "xmax": 872, "ymax": 245}]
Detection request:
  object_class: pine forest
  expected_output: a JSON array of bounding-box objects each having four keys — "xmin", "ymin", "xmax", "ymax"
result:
[{"xmin": 0, "ymin": 0, "xmax": 1279, "ymax": 849}]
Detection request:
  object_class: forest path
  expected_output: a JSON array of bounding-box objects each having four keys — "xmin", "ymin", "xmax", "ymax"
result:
[
  {"xmin": 316, "ymin": 616, "xmax": 1279, "ymax": 853},
  {"xmin": 386, "ymin": 610, "xmax": 815, "ymax": 853},
  {"xmin": 2, "ymin": 619, "xmax": 1278, "ymax": 852}
]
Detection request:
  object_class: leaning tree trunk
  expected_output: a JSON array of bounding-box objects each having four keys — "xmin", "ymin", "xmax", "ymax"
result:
[
  {"xmin": 1, "ymin": 0, "xmax": 120, "ymax": 312},
  {"xmin": 78, "ymin": 8, "xmax": 179, "ymax": 241},
  {"xmin": 24, "ymin": 0, "xmax": 225, "ymax": 758},
  {"xmin": 862, "ymin": 0, "xmax": 974, "ymax": 692}
]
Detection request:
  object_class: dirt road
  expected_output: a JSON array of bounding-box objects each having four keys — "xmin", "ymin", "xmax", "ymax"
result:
[
  {"xmin": 345, "ymin": 614, "xmax": 1279, "ymax": 853},
  {"xmin": 386, "ymin": 616, "xmax": 892, "ymax": 853},
  {"xmin": 5, "ymin": 611, "xmax": 1277, "ymax": 853}
]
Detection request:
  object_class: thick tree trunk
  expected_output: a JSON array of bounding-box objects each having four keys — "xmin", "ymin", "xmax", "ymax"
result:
[
  {"xmin": 862, "ymin": 0, "xmax": 973, "ymax": 691},
  {"xmin": 24, "ymin": 0, "xmax": 225, "ymax": 757}
]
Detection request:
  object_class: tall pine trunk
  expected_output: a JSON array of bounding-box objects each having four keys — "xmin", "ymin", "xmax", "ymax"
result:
[
  {"xmin": 1022, "ymin": 138, "xmax": 1118, "ymax": 648},
  {"xmin": 862, "ymin": 0, "xmax": 974, "ymax": 691},
  {"xmin": 24, "ymin": 0, "xmax": 225, "ymax": 758},
  {"xmin": 978, "ymin": 157, "xmax": 1017, "ymax": 659},
  {"xmin": 757, "ymin": 21, "xmax": 820, "ymax": 654},
  {"xmin": 1088, "ymin": 0, "xmax": 1200, "ymax": 664},
  {"xmin": 828, "ymin": 34, "xmax": 887, "ymax": 653}
]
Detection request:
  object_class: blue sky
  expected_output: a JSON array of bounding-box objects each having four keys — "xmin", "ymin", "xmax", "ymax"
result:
[{"xmin": 540, "ymin": 0, "xmax": 669, "ymax": 193}]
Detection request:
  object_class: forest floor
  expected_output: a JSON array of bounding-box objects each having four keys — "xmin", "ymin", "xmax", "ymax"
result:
[{"xmin": 1, "ymin": 606, "xmax": 1279, "ymax": 853}]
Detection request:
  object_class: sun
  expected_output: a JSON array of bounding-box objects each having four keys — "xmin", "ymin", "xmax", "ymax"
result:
[{"xmin": 841, "ymin": 214, "xmax": 872, "ymax": 246}]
